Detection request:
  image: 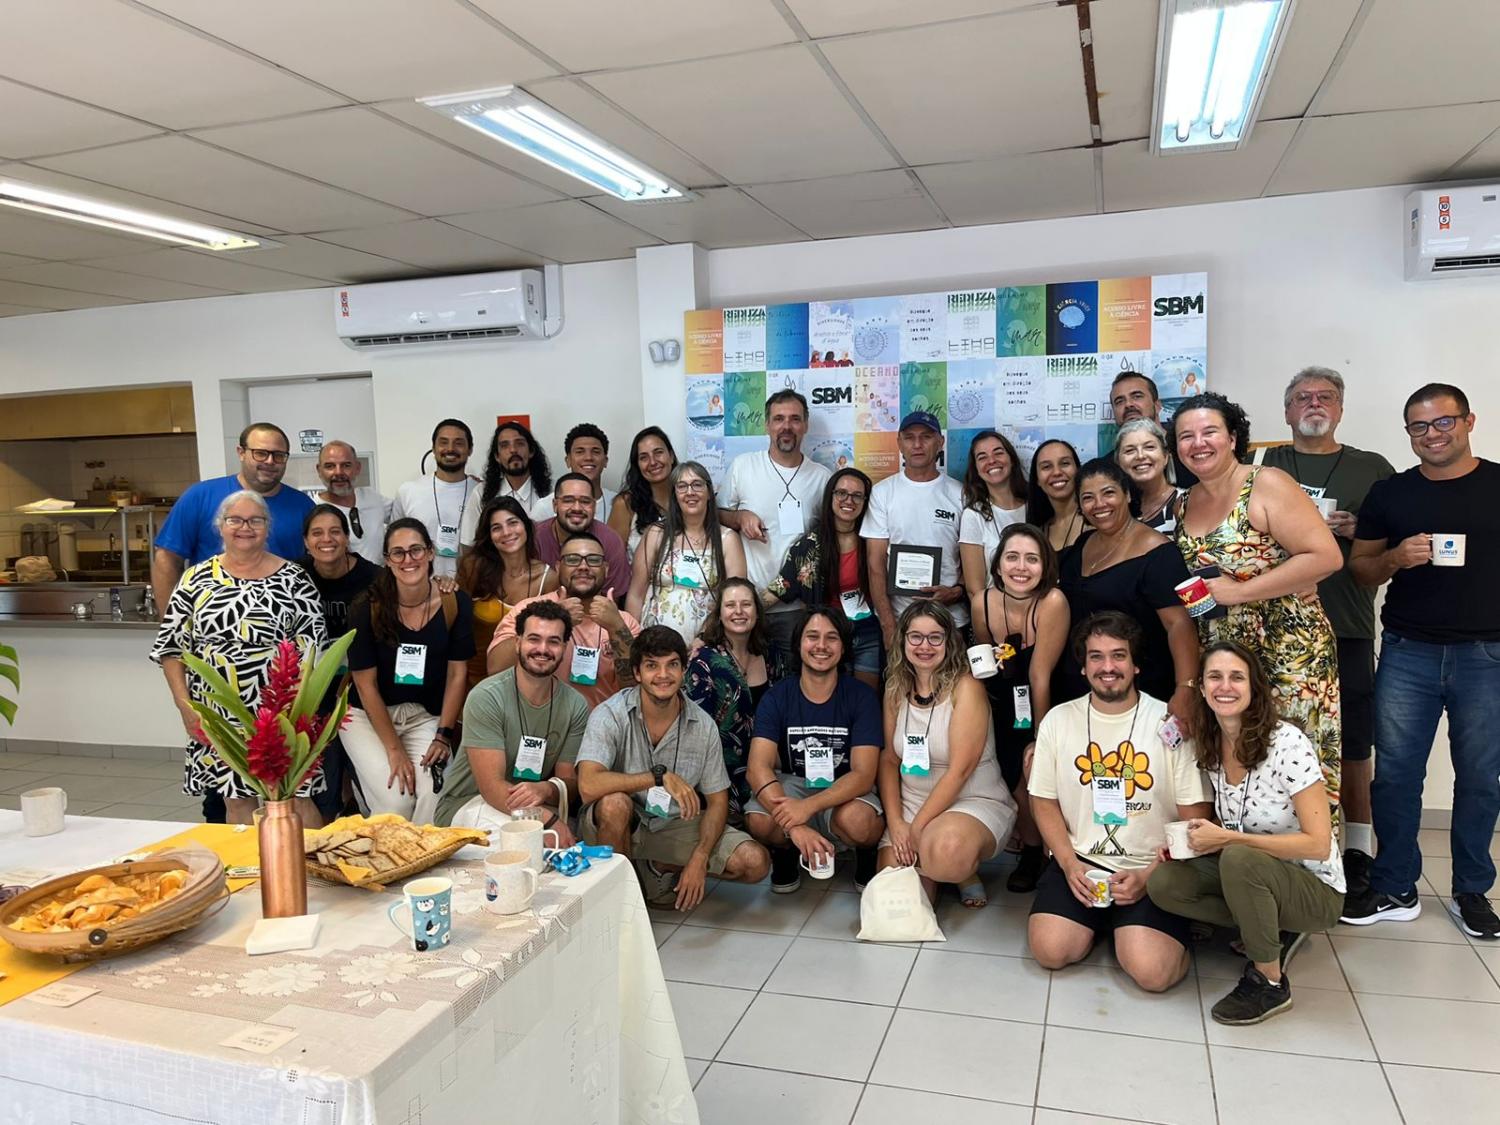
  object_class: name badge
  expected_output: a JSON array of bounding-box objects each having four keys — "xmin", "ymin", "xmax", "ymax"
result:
[
  {"xmin": 1297, "ymin": 483, "xmax": 1326, "ymax": 501},
  {"xmin": 435, "ymin": 523, "xmax": 460, "ymax": 558},
  {"xmin": 1012, "ymin": 685, "xmax": 1033, "ymax": 729},
  {"xmin": 513, "ymin": 735, "xmax": 546, "ymax": 781},
  {"xmin": 645, "ymin": 784, "xmax": 673, "ymax": 819},
  {"xmin": 1092, "ymin": 775, "xmax": 1127, "ymax": 826},
  {"xmin": 776, "ymin": 496, "xmax": 803, "ymax": 537},
  {"xmin": 394, "ymin": 643, "xmax": 426, "ymax": 685},
  {"xmin": 900, "ymin": 733, "xmax": 930, "ymax": 776},
  {"xmin": 672, "ymin": 553, "xmax": 705, "ymax": 588},
  {"xmin": 840, "ymin": 589, "xmax": 873, "ymax": 621},
  {"xmin": 804, "ymin": 741, "xmax": 835, "ymax": 789},
  {"xmin": 570, "ymin": 644, "xmax": 601, "ymax": 685}
]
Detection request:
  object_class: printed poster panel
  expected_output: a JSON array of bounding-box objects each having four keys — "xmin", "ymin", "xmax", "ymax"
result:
[
  {"xmin": 850, "ymin": 296, "xmax": 902, "ymax": 366},
  {"xmin": 684, "ymin": 308, "xmax": 723, "ymax": 375},
  {"xmin": 946, "ymin": 427, "xmax": 987, "ymax": 485},
  {"xmin": 854, "ymin": 431, "xmax": 900, "ymax": 483},
  {"xmin": 900, "ymin": 293, "xmax": 946, "ymax": 362},
  {"xmin": 809, "ymin": 301, "xmax": 855, "ymax": 368},
  {"xmin": 946, "ymin": 289, "xmax": 997, "ymax": 359},
  {"xmin": 803, "ymin": 368, "xmax": 855, "ymax": 435},
  {"xmin": 1152, "ymin": 348, "xmax": 1208, "ymax": 420},
  {"xmin": 946, "ymin": 359, "xmax": 998, "ymax": 432},
  {"xmin": 899, "ymin": 362, "xmax": 948, "ymax": 428},
  {"xmin": 766, "ymin": 303, "xmax": 810, "ymax": 371},
  {"xmin": 807, "ymin": 434, "xmax": 855, "ymax": 476},
  {"xmin": 1044, "ymin": 354, "xmax": 1111, "ymax": 451},
  {"xmin": 723, "ymin": 371, "xmax": 767, "ymax": 437},
  {"xmin": 996, "ymin": 357, "xmax": 1046, "ymax": 429},
  {"xmin": 855, "ymin": 365, "xmax": 900, "ymax": 432},
  {"xmin": 1150, "ymin": 272, "xmax": 1208, "ymax": 352},
  {"xmin": 1046, "ymin": 281, "xmax": 1099, "ymax": 354},
  {"xmin": 996, "ymin": 285, "xmax": 1046, "ymax": 357},
  {"xmin": 722, "ymin": 306, "xmax": 767, "ymax": 373},
  {"xmin": 685, "ymin": 375, "xmax": 725, "ymax": 439},
  {"xmin": 685, "ymin": 432, "xmax": 725, "ymax": 483},
  {"xmin": 1097, "ymin": 277, "xmax": 1151, "ymax": 352}
]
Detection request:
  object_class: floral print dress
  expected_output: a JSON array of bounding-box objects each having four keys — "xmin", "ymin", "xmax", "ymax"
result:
[
  {"xmin": 643, "ymin": 537, "xmax": 719, "ymax": 643},
  {"xmin": 1176, "ymin": 469, "xmax": 1342, "ymax": 810}
]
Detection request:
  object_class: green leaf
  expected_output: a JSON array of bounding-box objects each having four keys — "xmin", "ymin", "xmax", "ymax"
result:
[
  {"xmin": 180, "ymin": 653, "xmax": 256, "ymax": 728},
  {"xmin": 0, "ymin": 696, "xmax": 15, "ymax": 724},
  {"xmin": 0, "ymin": 662, "xmax": 18, "ymax": 691},
  {"xmin": 290, "ymin": 630, "xmax": 356, "ymax": 720},
  {"xmin": 0, "ymin": 642, "xmax": 17, "ymax": 661}
]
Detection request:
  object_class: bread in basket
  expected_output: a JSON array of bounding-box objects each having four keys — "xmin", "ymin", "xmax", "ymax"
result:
[{"xmin": 304, "ymin": 814, "xmax": 488, "ymax": 890}]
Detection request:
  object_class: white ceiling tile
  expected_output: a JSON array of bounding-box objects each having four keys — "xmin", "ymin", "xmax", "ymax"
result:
[
  {"xmin": 0, "ymin": 280, "xmax": 135, "ymax": 310},
  {"xmin": 0, "ymin": 0, "xmax": 343, "ymax": 129},
  {"xmin": 1258, "ymin": 0, "xmax": 1363, "ymax": 120},
  {"xmin": 441, "ymin": 200, "xmax": 660, "ymax": 263},
  {"xmin": 785, "ymin": 0, "xmax": 1038, "ymax": 38},
  {"xmin": 1102, "ymin": 120, "xmax": 1299, "ymax": 212},
  {"xmin": 191, "ymin": 108, "xmax": 561, "ymax": 216},
  {"xmin": 916, "ymin": 148, "xmax": 1098, "ymax": 226},
  {"xmin": 1315, "ymin": 0, "xmax": 1500, "ymax": 114},
  {"xmin": 1267, "ymin": 103, "xmax": 1500, "ymax": 196},
  {"xmin": 1090, "ymin": 0, "xmax": 1157, "ymax": 142},
  {"xmin": 139, "ymin": 0, "xmax": 555, "ymax": 102},
  {"xmin": 0, "ymin": 303, "xmax": 54, "ymax": 317},
  {"xmin": 587, "ymin": 46, "xmax": 893, "ymax": 183},
  {"xmin": 585, "ymin": 188, "xmax": 806, "ymax": 247},
  {"xmin": 1448, "ymin": 125, "xmax": 1500, "ymax": 179},
  {"xmin": 35, "ymin": 136, "xmax": 414, "ymax": 233},
  {"xmin": 822, "ymin": 7, "xmax": 1092, "ymax": 163},
  {"xmin": 0, "ymin": 79, "xmax": 161, "ymax": 160},
  {"xmin": 74, "ymin": 249, "xmax": 332, "ymax": 293},
  {"xmin": 0, "ymin": 261, "xmax": 232, "ymax": 301},
  {"xmin": 0, "ymin": 209, "xmax": 180, "ymax": 260},
  {"xmin": 472, "ymin": 0, "xmax": 796, "ymax": 71},
  {"xmin": 313, "ymin": 220, "xmax": 541, "ymax": 271},
  {"xmin": 196, "ymin": 236, "xmax": 416, "ymax": 284},
  {"xmin": 746, "ymin": 170, "xmax": 947, "ymax": 238}
]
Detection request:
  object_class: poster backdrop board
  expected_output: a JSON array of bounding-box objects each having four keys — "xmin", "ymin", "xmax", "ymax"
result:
[{"xmin": 683, "ymin": 273, "xmax": 1207, "ymax": 485}]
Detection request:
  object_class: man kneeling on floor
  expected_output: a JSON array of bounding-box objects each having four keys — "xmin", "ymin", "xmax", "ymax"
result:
[
  {"xmin": 577, "ymin": 624, "xmax": 771, "ymax": 909},
  {"xmin": 1027, "ymin": 611, "xmax": 1212, "ymax": 991},
  {"xmin": 744, "ymin": 607, "xmax": 885, "ymax": 893}
]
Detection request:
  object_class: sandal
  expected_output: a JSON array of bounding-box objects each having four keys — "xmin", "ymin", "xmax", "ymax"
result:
[{"xmin": 959, "ymin": 879, "xmax": 988, "ymax": 908}]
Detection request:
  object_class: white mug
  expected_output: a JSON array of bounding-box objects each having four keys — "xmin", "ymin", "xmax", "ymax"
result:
[
  {"xmin": 484, "ymin": 850, "xmax": 538, "ymax": 915},
  {"xmin": 21, "ymin": 787, "xmax": 67, "ymax": 837},
  {"xmin": 498, "ymin": 818, "xmax": 561, "ymax": 874},
  {"xmin": 1432, "ymin": 533, "xmax": 1466, "ymax": 567},
  {"xmin": 1164, "ymin": 820, "xmax": 1197, "ymax": 860},
  {"xmin": 1314, "ymin": 497, "xmax": 1338, "ymax": 518},
  {"xmin": 966, "ymin": 643, "xmax": 999, "ymax": 679},
  {"xmin": 1084, "ymin": 868, "xmax": 1114, "ymax": 908},
  {"xmin": 800, "ymin": 852, "xmax": 834, "ymax": 879}
]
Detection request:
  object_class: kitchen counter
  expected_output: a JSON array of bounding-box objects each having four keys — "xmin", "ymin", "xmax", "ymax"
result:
[{"xmin": 0, "ymin": 612, "xmax": 159, "ymax": 631}]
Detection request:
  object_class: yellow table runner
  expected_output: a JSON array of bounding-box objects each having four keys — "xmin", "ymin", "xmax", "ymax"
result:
[{"xmin": 0, "ymin": 823, "xmax": 263, "ymax": 1008}]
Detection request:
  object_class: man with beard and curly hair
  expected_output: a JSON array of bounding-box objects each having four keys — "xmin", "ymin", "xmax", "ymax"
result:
[{"xmin": 482, "ymin": 420, "xmax": 552, "ymax": 520}]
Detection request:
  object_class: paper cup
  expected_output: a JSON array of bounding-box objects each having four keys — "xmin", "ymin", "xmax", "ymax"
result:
[
  {"xmin": 966, "ymin": 643, "xmax": 999, "ymax": 679},
  {"xmin": 1432, "ymin": 533, "xmax": 1466, "ymax": 567},
  {"xmin": 1165, "ymin": 821, "xmax": 1197, "ymax": 860},
  {"xmin": 1084, "ymin": 868, "xmax": 1114, "ymax": 908},
  {"xmin": 1173, "ymin": 575, "xmax": 1217, "ymax": 618},
  {"xmin": 20, "ymin": 787, "xmax": 67, "ymax": 837},
  {"xmin": 800, "ymin": 852, "xmax": 834, "ymax": 879}
]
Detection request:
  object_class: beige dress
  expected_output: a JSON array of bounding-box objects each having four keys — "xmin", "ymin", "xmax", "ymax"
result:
[{"xmin": 881, "ymin": 694, "xmax": 1017, "ymax": 857}]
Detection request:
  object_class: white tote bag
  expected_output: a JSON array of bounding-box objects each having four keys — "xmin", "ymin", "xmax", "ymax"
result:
[{"xmin": 856, "ymin": 864, "xmax": 945, "ymax": 943}]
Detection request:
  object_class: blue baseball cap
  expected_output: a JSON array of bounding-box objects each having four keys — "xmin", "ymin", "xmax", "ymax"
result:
[{"xmin": 899, "ymin": 410, "xmax": 942, "ymax": 433}]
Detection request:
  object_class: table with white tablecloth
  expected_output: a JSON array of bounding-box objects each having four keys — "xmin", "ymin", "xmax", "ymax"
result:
[{"xmin": 0, "ymin": 812, "xmax": 699, "ymax": 1124}]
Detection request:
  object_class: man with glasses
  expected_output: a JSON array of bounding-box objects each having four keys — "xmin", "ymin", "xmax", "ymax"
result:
[
  {"xmin": 534, "ymin": 472, "xmax": 631, "ymax": 598},
  {"xmin": 489, "ymin": 532, "xmax": 641, "ymax": 709},
  {"xmin": 1343, "ymin": 383, "xmax": 1500, "ymax": 939},
  {"xmin": 1258, "ymin": 368, "xmax": 1393, "ymax": 899},
  {"xmin": 392, "ymin": 419, "xmax": 480, "ymax": 580},
  {"xmin": 307, "ymin": 439, "xmax": 391, "ymax": 564}
]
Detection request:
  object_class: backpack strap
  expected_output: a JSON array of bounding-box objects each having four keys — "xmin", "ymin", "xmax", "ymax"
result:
[{"xmin": 442, "ymin": 592, "xmax": 458, "ymax": 632}]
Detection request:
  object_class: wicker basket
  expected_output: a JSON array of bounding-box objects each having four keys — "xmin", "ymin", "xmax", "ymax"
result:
[
  {"xmin": 0, "ymin": 849, "xmax": 229, "ymax": 963},
  {"xmin": 305, "ymin": 836, "xmax": 476, "ymax": 892}
]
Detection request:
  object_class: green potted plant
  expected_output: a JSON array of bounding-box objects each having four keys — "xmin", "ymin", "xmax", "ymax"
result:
[{"xmin": 0, "ymin": 640, "xmax": 17, "ymax": 725}]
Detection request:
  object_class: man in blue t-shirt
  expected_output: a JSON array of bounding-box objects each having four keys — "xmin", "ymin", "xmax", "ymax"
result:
[
  {"xmin": 151, "ymin": 421, "xmax": 315, "ymax": 613},
  {"xmin": 746, "ymin": 607, "xmax": 885, "ymax": 893}
]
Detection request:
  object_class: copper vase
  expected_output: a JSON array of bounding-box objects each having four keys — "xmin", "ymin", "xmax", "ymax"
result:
[{"xmin": 258, "ymin": 799, "xmax": 307, "ymax": 918}]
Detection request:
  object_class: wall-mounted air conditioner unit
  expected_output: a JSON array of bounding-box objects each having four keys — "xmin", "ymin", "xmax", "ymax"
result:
[
  {"xmin": 1404, "ymin": 186, "xmax": 1500, "ymax": 280},
  {"xmin": 334, "ymin": 269, "xmax": 545, "ymax": 347}
]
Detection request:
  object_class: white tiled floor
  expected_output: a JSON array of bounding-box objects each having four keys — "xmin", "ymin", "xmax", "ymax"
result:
[{"xmin": 8, "ymin": 751, "xmax": 1500, "ymax": 1123}]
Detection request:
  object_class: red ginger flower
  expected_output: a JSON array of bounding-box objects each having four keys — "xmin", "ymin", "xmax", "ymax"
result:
[
  {"xmin": 259, "ymin": 640, "xmax": 303, "ymax": 717},
  {"xmin": 245, "ymin": 705, "xmax": 291, "ymax": 784},
  {"xmin": 294, "ymin": 713, "xmax": 327, "ymax": 744}
]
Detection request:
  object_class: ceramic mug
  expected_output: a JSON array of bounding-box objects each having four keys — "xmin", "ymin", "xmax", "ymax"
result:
[
  {"xmin": 388, "ymin": 876, "xmax": 453, "ymax": 951},
  {"xmin": 21, "ymin": 787, "xmax": 67, "ymax": 837},
  {"xmin": 1432, "ymin": 533, "xmax": 1466, "ymax": 567},
  {"xmin": 966, "ymin": 643, "xmax": 999, "ymax": 679},
  {"xmin": 499, "ymin": 819, "xmax": 561, "ymax": 874},
  {"xmin": 1164, "ymin": 820, "xmax": 1198, "ymax": 860},
  {"xmin": 800, "ymin": 852, "xmax": 834, "ymax": 879},
  {"xmin": 1084, "ymin": 868, "xmax": 1114, "ymax": 908},
  {"xmin": 484, "ymin": 850, "xmax": 539, "ymax": 915}
]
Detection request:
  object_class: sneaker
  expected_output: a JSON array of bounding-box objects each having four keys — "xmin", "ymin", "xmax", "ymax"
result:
[
  {"xmin": 1211, "ymin": 964, "xmax": 1293, "ymax": 1025},
  {"xmin": 1342, "ymin": 849, "xmax": 1373, "ymax": 901},
  {"xmin": 1339, "ymin": 887, "xmax": 1421, "ymax": 926},
  {"xmin": 1007, "ymin": 845, "xmax": 1045, "ymax": 894},
  {"xmin": 1449, "ymin": 893, "xmax": 1500, "ymax": 940},
  {"xmin": 1279, "ymin": 930, "xmax": 1307, "ymax": 969},
  {"xmin": 853, "ymin": 847, "xmax": 877, "ymax": 892},
  {"xmin": 635, "ymin": 859, "xmax": 679, "ymax": 907},
  {"xmin": 771, "ymin": 847, "xmax": 802, "ymax": 894}
]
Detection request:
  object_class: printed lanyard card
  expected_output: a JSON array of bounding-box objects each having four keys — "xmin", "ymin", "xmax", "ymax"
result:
[
  {"xmin": 1092, "ymin": 775, "xmax": 1127, "ymax": 826},
  {"xmin": 672, "ymin": 554, "xmax": 705, "ymax": 588},
  {"xmin": 1012, "ymin": 684, "xmax": 1033, "ymax": 729},
  {"xmin": 900, "ymin": 733, "xmax": 930, "ymax": 776},
  {"xmin": 394, "ymin": 643, "xmax": 426, "ymax": 685},
  {"xmin": 435, "ymin": 523, "xmax": 460, "ymax": 558},
  {"xmin": 645, "ymin": 785, "xmax": 673, "ymax": 818},
  {"xmin": 804, "ymin": 742, "xmax": 835, "ymax": 788},
  {"xmin": 570, "ymin": 644, "xmax": 601, "ymax": 685},
  {"xmin": 840, "ymin": 589, "xmax": 873, "ymax": 621},
  {"xmin": 513, "ymin": 735, "xmax": 546, "ymax": 781}
]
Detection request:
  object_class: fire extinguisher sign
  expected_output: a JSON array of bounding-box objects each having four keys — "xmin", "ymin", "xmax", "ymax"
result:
[{"xmin": 1438, "ymin": 195, "xmax": 1451, "ymax": 231}]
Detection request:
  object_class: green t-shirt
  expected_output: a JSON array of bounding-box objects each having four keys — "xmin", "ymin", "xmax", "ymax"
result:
[
  {"xmin": 1261, "ymin": 443, "xmax": 1395, "ymax": 639},
  {"xmin": 434, "ymin": 668, "xmax": 590, "ymax": 826}
]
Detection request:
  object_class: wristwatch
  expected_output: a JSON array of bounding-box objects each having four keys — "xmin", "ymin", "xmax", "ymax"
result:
[
  {"xmin": 434, "ymin": 725, "xmax": 457, "ymax": 744},
  {"xmin": 652, "ymin": 764, "xmax": 667, "ymax": 787}
]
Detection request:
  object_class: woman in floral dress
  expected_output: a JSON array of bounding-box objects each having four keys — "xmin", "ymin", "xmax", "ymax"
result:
[{"xmin": 1171, "ymin": 394, "xmax": 1345, "ymax": 809}]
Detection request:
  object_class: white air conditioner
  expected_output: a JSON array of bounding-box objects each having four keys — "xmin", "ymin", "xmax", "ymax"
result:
[
  {"xmin": 334, "ymin": 269, "xmax": 545, "ymax": 346},
  {"xmin": 1404, "ymin": 186, "xmax": 1500, "ymax": 280}
]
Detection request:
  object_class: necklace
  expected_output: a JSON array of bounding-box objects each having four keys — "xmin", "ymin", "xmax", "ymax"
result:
[
  {"xmin": 397, "ymin": 579, "xmax": 433, "ymax": 610},
  {"xmin": 1083, "ymin": 526, "xmax": 1132, "ymax": 577},
  {"xmin": 912, "ymin": 688, "xmax": 936, "ymax": 706}
]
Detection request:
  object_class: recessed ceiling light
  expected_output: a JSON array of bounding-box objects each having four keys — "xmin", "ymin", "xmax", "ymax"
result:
[
  {"xmin": 419, "ymin": 86, "xmax": 685, "ymax": 202},
  {"xmin": 0, "ymin": 179, "xmax": 260, "ymax": 250},
  {"xmin": 1150, "ymin": 0, "xmax": 1297, "ymax": 155}
]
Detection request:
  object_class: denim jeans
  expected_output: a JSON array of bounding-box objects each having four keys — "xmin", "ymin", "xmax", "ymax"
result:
[{"xmin": 1371, "ymin": 630, "xmax": 1500, "ymax": 897}]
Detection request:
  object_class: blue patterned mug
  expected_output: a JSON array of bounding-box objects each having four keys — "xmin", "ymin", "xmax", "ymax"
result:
[{"xmin": 387, "ymin": 876, "xmax": 452, "ymax": 952}]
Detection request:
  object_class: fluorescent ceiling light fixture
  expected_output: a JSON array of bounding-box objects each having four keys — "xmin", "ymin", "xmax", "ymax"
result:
[
  {"xmin": 419, "ymin": 86, "xmax": 685, "ymax": 202},
  {"xmin": 0, "ymin": 179, "xmax": 259, "ymax": 250},
  {"xmin": 1150, "ymin": 0, "xmax": 1296, "ymax": 155}
]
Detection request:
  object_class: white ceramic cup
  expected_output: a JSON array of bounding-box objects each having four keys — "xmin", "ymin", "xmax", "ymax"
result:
[
  {"xmin": 1084, "ymin": 868, "xmax": 1114, "ymax": 908},
  {"xmin": 1164, "ymin": 820, "xmax": 1197, "ymax": 860},
  {"xmin": 1432, "ymin": 533, "xmax": 1466, "ymax": 567},
  {"xmin": 966, "ymin": 643, "xmax": 999, "ymax": 679},
  {"xmin": 800, "ymin": 852, "xmax": 834, "ymax": 879},
  {"xmin": 21, "ymin": 787, "xmax": 67, "ymax": 837},
  {"xmin": 484, "ymin": 850, "xmax": 538, "ymax": 915},
  {"xmin": 498, "ymin": 818, "xmax": 561, "ymax": 874},
  {"xmin": 1314, "ymin": 497, "xmax": 1338, "ymax": 518}
]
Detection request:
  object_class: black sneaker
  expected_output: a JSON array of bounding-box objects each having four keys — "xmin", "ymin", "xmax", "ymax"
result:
[
  {"xmin": 1339, "ymin": 887, "xmax": 1421, "ymax": 926},
  {"xmin": 1279, "ymin": 930, "xmax": 1307, "ymax": 969},
  {"xmin": 1342, "ymin": 849, "xmax": 1373, "ymax": 900},
  {"xmin": 1007, "ymin": 845, "xmax": 1045, "ymax": 893},
  {"xmin": 853, "ymin": 847, "xmax": 877, "ymax": 892},
  {"xmin": 1211, "ymin": 964, "xmax": 1293, "ymax": 1025},
  {"xmin": 1449, "ymin": 893, "xmax": 1500, "ymax": 940},
  {"xmin": 771, "ymin": 847, "xmax": 802, "ymax": 894}
]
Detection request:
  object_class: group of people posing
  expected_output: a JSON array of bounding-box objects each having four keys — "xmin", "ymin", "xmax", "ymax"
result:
[{"xmin": 148, "ymin": 365, "xmax": 1499, "ymax": 1028}]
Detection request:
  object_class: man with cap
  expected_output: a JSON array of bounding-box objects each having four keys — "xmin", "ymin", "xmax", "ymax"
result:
[{"xmin": 864, "ymin": 411, "xmax": 968, "ymax": 648}]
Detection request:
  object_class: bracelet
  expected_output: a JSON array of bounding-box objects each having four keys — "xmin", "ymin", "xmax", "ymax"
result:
[
  {"xmin": 543, "ymin": 812, "xmax": 559, "ymax": 830},
  {"xmin": 752, "ymin": 780, "xmax": 778, "ymax": 799}
]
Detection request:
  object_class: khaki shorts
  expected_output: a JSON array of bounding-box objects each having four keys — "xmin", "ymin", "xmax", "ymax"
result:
[
  {"xmin": 580, "ymin": 800, "xmax": 753, "ymax": 875},
  {"xmin": 743, "ymin": 772, "xmax": 882, "ymax": 842}
]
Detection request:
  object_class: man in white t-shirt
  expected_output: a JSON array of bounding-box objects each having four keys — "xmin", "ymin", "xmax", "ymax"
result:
[
  {"xmin": 545, "ymin": 423, "xmax": 617, "ymax": 523},
  {"xmin": 1027, "ymin": 611, "xmax": 1212, "ymax": 992},
  {"xmin": 390, "ymin": 418, "xmax": 481, "ymax": 579},
  {"xmin": 863, "ymin": 411, "xmax": 968, "ymax": 646},
  {"xmin": 717, "ymin": 389, "xmax": 830, "ymax": 663},
  {"xmin": 306, "ymin": 440, "xmax": 391, "ymax": 564},
  {"xmin": 480, "ymin": 420, "xmax": 553, "ymax": 521}
]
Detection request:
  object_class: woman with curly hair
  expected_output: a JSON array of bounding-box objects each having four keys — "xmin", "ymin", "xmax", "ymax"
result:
[
  {"xmin": 456, "ymin": 496, "xmax": 558, "ymax": 688},
  {"xmin": 609, "ymin": 426, "xmax": 677, "ymax": 558}
]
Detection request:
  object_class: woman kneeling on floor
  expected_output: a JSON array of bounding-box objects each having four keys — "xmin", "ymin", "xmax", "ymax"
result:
[{"xmin": 1148, "ymin": 640, "xmax": 1345, "ymax": 1025}]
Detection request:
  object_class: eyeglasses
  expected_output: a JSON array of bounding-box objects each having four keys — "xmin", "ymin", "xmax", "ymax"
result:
[
  {"xmin": 560, "ymin": 552, "xmax": 607, "ymax": 567},
  {"xmin": 674, "ymin": 480, "xmax": 709, "ymax": 495},
  {"xmin": 386, "ymin": 545, "xmax": 431, "ymax": 562},
  {"xmin": 222, "ymin": 515, "xmax": 268, "ymax": 530},
  {"xmin": 1292, "ymin": 390, "xmax": 1340, "ymax": 407},
  {"xmin": 905, "ymin": 633, "xmax": 945, "ymax": 649},
  {"xmin": 1404, "ymin": 414, "xmax": 1464, "ymax": 437},
  {"xmin": 832, "ymin": 489, "xmax": 867, "ymax": 503},
  {"xmin": 244, "ymin": 448, "xmax": 290, "ymax": 464}
]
